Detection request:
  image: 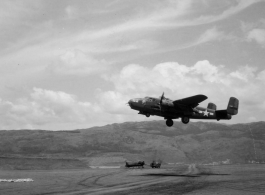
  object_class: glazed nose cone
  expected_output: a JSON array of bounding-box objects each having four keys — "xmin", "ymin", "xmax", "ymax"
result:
[{"xmin": 128, "ymin": 99, "xmax": 133, "ymax": 106}]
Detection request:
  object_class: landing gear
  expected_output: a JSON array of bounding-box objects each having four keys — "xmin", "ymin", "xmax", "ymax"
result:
[
  {"xmin": 146, "ymin": 113, "xmax": 150, "ymax": 117},
  {"xmin": 166, "ymin": 119, "xmax": 173, "ymax": 127},
  {"xmin": 181, "ymin": 117, "xmax": 190, "ymax": 124}
]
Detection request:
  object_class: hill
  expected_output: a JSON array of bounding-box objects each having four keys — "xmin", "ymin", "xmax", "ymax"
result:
[{"xmin": 0, "ymin": 121, "xmax": 265, "ymax": 169}]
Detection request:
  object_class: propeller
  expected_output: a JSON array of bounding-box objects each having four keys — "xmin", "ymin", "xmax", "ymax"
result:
[
  {"xmin": 159, "ymin": 92, "xmax": 165, "ymax": 112},
  {"xmin": 160, "ymin": 92, "xmax": 164, "ymax": 105}
]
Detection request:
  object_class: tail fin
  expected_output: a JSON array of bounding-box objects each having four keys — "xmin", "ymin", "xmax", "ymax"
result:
[
  {"xmin": 207, "ymin": 103, "xmax": 216, "ymax": 111},
  {"xmin": 227, "ymin": 97, "xmax": 239, "ymax": 115}
]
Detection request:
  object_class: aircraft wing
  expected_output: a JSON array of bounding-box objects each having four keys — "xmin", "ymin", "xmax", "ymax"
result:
[{"xmin": 173, "ymin": 94, "xmax": 207, "ymax": 108}]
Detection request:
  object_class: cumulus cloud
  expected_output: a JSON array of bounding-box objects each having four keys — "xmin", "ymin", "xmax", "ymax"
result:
[
  {"xmin": 99, "ymin": 61, "xmax": 265, "ymax": 123},
  {"xmin": 0, "ymin": 88, "xmax": 99, "ymax": 130},
  {"xmin": 104, "ymin": 61, "xmax": 227, "ymax": 95},
  {"xmin": 241, "ymin": 19, "xmax": 265, "ymax": 47},
  {"xmin": 1, "ymin": 1, "xmax": 265, "ymax": 129},
  {"xmin": 230, "ymin": 65, "xmax": 257, "ymax": 82},
  {"xmin": 1, "ymin": 61, "xmax": 264, "ymax": 130},
  {"xmin": 247, "ymin": 28, "xmax": 265, "ymax": 47},
  {"xmin": 95, "ymin": 90, "xmax": 131, "ymax": 114}
]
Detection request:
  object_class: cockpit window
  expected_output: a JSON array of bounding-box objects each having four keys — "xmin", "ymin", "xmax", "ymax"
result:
[
  {"xmin": 132, "ymin": 98, "xmax": 139, "ymax": 102},
  {"xmin": 144, "ymin": 97, "xmax": 156, "ymax": 102},
  {"xmin": 131, "ymin": 98, "xmax": 143, "ymax": 103}
]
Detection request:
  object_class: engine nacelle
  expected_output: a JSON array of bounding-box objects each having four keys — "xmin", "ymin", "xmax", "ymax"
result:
[{"xmin": 161, "ymin": 100, "xmax": 174, "ymax": 107}]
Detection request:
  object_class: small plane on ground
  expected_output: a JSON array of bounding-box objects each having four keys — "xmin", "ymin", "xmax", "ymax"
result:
[
  {"xmin": 125, "ymin": 161, "xmax": 145, "ymax": 168},
  {"xmin": 150, "ymin": 161, "xmax": 161, "ymax": 168},
  {"xmin": 128, "ymin": 93, "xmax": 239, "ymax": 127}
]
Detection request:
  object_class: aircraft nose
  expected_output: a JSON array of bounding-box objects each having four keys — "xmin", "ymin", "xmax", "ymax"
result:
[
  {"xmin": 128, "ymin": 98, "xmax": 141, "ymax": 107},
  {"xmin": 128, "ymin": 99, "xmax": 133, "ymax": 106}
]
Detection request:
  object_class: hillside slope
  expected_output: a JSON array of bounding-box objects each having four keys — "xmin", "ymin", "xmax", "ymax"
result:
[{"xmin": 0, "ymin": 121, "xmax": 265, "ymax": 169}]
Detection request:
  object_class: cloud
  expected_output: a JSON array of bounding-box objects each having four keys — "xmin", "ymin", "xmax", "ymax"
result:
[
  {"xmin": 47, "ymin": 49, "xmax": 109, "ymax": 75},
  {"xmin": 182, "ymin": 0, "xmax": 262, "ymax": 26},
  {"xmin": 1, "ymin": 1, "xmax": 265, "ymax": 129},
  {"xmin": 196, "ymin": 27, "xmax": 226, "ymax": 44},
  {"xmin": 76, "ymin": 0, "xmax": 192, "ymax": 40},
  {"xmin": 95, "ymin": 90, "xmax": 131, "ymax": 114},
  {"xmin": 151, "ymin": 27, "xmax": 237, "ymax": 54},
  {"xmin": 1, "ymin": 61, "xmax": 264, "ymax": 130},
  {"xmin": 241, "ymin": 19, "xmax": 265, "ymax": 47},
  {"xmin": 0, "ymin": 87, "xmax": 139, "ymax": 130},
  {"xmin": 0, "ymin": 88, "xmax": 98, "ymax": 130},
  {"xmin": 247, "ymin": 28, "xmax": 265, "ymax": 47},
  {"xmin": 104, "ymin": 61, "xmax": 227, "ymax": 95},
  {"xmin": 65, "ymin": 5, "xmax": 79, "ymax": 19},
  {"xmin": 230, "ymin": 65, "xmax": 257, "ymax": 81},
  {"xmin": 100, "ymin": 61, "xmax": 265, "ymax": 123},
  {"xmin": 74, "ymin": 0, "xmax": 259, "ymax": 43},
  {"xmin": 180, "ymin": 27, "xmax": 232, "ymax": 49},
  {"xmin": 0, "ymin": 0, "xmax": 260, "ymax": 75}
]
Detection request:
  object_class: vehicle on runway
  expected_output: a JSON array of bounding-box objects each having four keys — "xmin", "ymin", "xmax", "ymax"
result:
[
  {"xmin": 125, "ymin": 161, "xmax": 145, "ymax": 168},
  {"xmin": 150, "ymin": 161, "xmax": 161, "ymax": 168},
  {"xmin": 128, "ymin": 93, "xmax": 239, "ymax": 127}
]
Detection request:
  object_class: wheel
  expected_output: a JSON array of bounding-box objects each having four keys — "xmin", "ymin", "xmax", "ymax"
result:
[
  {"xmin": 166, "ymin": 119, "xmax": 173, "ymax": 127},
  {"xmin": 181, "ymin": 117, "xmax": 190, "ymax": 124},
  {"xmin": 146, "ymin": 113, "xmax": 150, "ymax": 117}
]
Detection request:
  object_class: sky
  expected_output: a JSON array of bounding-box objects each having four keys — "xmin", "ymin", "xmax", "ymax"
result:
[{"xmin": 0, "ymin": 0, "xmax": 265, "ymax": 130}]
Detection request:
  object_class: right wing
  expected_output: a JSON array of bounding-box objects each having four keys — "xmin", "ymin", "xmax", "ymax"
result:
[{"xmin": 173, "ymin": 94, "xmax": 207, "ymax": 108}]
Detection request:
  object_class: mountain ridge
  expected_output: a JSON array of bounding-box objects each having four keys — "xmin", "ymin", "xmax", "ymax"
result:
[{"xmin": 0, "ymin": 120, "xmax": 265, "ymax": 169}]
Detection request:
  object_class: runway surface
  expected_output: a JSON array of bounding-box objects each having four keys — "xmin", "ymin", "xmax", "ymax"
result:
[{"xmin": 1, "ymin": 164, "xmax": 265, "ymax": 195}]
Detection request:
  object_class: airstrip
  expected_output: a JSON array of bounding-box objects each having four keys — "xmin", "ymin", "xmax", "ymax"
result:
[{"xmin": 1, "ymin": 164, "xmax": 265, "ymax": 194}]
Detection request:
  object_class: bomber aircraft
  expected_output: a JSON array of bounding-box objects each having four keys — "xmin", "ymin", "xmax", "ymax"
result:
[{"xmin": 128, "ymin": 93, "xmax": 239, "ymax": 127}]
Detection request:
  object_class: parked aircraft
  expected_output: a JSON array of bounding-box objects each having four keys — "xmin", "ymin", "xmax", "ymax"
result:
[
  {"xmin": 125, "ymin": 161, "xmax": 145, "ymax": 168},
  {"xmin": 128, "ymin": 93, "xmax": 239, "ymax": 127},
  {"xmin": 150, "ymin": 161, "xmax": 161, "ymax": 168}
]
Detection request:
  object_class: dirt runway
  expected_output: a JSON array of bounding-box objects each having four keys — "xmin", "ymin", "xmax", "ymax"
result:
[{"xmin": 1, "ymin": 164, "xmax": 265, "ymax": 195}]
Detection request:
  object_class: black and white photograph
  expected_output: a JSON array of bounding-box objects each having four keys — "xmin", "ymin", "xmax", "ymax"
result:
[{"xmin": 0, "ymin": 0, "xmax": 265, "ymax": 194}]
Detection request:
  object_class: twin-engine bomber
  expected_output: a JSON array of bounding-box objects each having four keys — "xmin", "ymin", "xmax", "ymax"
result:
[{"xmin": 128, "ymin": 93, "xmax": 239, "ymax": 127}]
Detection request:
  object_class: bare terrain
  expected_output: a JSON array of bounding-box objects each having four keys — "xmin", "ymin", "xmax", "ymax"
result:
[
  {"xmin": 1, "ymin": 121, "xmax": 265, "ymax": 167},
  {"xmin": 1, "ymin": 164, "xmax": 265, "ymax": 195},
  {"xmin": 1, "ymin": 121, "xmax": 265, "ymax": 194}
]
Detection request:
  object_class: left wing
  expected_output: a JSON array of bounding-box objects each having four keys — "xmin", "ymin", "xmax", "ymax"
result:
[{"xmin": 173, "ymin": 94, "xmax": 207, "ymax": 108}]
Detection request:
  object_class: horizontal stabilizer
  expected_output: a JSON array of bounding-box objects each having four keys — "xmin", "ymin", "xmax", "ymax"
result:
[
  {"xmin": 215, "ymin": 97, "xmax": 239, "ymax": 120},
  {"xmin": 215, "ymin": 110, "xmax": 231, "ymax": 119}
]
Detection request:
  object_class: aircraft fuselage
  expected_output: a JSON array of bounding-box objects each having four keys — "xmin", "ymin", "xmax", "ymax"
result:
[{"xmin": 128, "ymin": 95, "xmax": 237, "ymax": 126}]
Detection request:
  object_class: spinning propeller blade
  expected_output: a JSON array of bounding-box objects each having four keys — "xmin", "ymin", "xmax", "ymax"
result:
[
  {"xmin": 160, "ymin": 92, "xmax": 164, "ymax": 105},
  {"xmin": 159, "ymin": 92, "xmax": 165, "ymax": 112}
]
